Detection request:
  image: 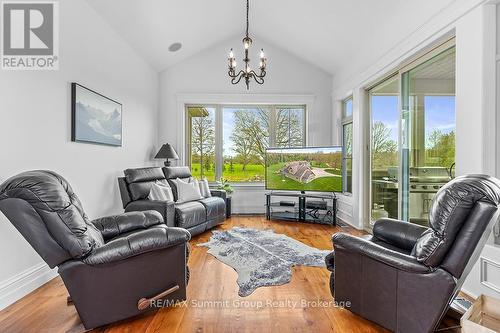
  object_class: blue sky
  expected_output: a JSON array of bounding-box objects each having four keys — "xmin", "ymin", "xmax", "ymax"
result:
[
  {"xmin": 213, "ymin": 97, "xmax": 454, "ymax": 157},
  {"xmin": 424, "ymin": 96, "xmax": 455, "ymax": 136},
  {"xmin": 223, "ymin": 108, "xmax": 237, "ymax": 156},
  {"xmin": 371, "ymin": 95, "xmax": 455, "ymax": 142}
]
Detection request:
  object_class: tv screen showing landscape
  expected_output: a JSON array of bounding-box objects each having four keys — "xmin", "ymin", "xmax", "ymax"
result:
[{"xmin": 265, "ymin": 147, "xmax": 343, "ymax": 192}]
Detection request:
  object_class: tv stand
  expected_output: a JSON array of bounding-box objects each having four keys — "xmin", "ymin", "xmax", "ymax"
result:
[{"xmin": 265, "ymin": 191, "xmax": 337, "ymax": 226}]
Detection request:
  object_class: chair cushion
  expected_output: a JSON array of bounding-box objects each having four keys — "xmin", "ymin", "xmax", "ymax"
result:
[
  {"xmin": 129, "ymin": 182, "xmax": 155, "ymax": 201},
  {"xmin": 175, "ymin": 201, "xmax": 207, "ymax": 228},
  {"xmin": 125, "ymin": 168, "xmax": 167, "ymax": 201},
  {"xmin": 0, "ymin": 170, "xmax": 104, "ymax": 259},
  {"xmin": 124, "ymin": 167, "xmax": 165, "ymax": 183},
  {"xmin": 366, "ymin": 235, "xmax": 412, "ymax": 255},
  {"xmin": 412, "ymin": 175, "xmax": 500, "ymax": 267},
  {"xmin": 83, "ymin": 224, "xmax": 191, "ymax": 265},
  {"xmin": 163, "ymin": 166, "xmax": 192, "ymax": 180},
  {"xmin": 199, "ymin": 197, "xmax": 225, "ymax": 220}
]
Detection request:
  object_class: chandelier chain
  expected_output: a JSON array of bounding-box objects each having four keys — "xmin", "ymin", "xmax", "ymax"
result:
[{"xmin": 246, "ymin": 0, "xmax": 249, "ymax": 37}]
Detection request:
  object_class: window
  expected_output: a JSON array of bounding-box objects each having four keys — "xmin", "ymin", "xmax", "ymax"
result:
[
  {"xmin": 186, "ymin": 104, "xmax": 306, "ymax": 183},
  {"xmin": 342, "ymin": 97, "xmax": 353, "ymax": 193},
  {"xmin": 186, "ymin": 106, "xmax": 216, "ymax": 181}
]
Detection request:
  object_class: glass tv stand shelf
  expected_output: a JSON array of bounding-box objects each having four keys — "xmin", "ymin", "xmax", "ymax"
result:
[{"xmin": 265, "ymin": 191, "xmax": 337, "ymax": 226}]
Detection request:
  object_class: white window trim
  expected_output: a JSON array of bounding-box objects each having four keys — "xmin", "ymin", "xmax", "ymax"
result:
[
  {"xmin": 178, "ymin": 94, "xmax": 315, "ymax": 185},
  {"xmin": 342, "ymin": 96, "xmax": 353, "ymax": 195}
]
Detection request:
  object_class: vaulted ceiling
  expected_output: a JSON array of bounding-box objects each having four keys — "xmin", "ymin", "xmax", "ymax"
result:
[{"xmin": 86, "ymin": 0, "xmax": 457, "ymax": 75}]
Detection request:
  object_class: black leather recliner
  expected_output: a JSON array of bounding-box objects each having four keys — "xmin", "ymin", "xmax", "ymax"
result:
[
  {"xmin": 0, "ymin": 170, "xmax": 191, "ymax": 330},
  {"xmin": 118, "ymin": 166, "xmax": 226, "ymax": 236},
  {"xmin": 326, "ymin": 174, "xmax": 500, "ymax": 333}
]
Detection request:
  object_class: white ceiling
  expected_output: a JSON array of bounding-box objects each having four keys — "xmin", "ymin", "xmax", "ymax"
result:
[{"xmin": 86, "ymin": 0, "xmax": 457, "ymax": 74}]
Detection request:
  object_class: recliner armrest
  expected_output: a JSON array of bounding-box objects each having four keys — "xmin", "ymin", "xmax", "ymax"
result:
[
  {"xmin": 332, "ymin": 233, "xmax": 432, "ymax": 273},
  {"xmin": 83, "ymin": 225, "xmax": 190, "ymax": 265},
  {"xmin": 372, "ymin": 218, "xmax": 428, "ymax": 252},
  {"xmin": 92, "ymin": 210, "xmax": 163, "ymax": 240},
  {"xmin": 210, "ymin": 189, "xmax": 227, "ymax": 200},
  {"xmin": 125, "ymin": 199, "xmax": 175, "ymax": 227}
]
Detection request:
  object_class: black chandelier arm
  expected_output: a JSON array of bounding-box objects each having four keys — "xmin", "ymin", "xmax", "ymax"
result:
[
  {"xmin": 228, "ymin": 69, "xmax": 245, "ymax": 78},
  {"xmin": 249, "ymin": 69, "xmax": 266, "ymax": 80},
  {"xmin": 229, "ymin": 71, "xmax": 246, "ymax": 85},
  {"xmin": 252, "ymin": 75, "xmax": 265, "ymax": 85}
]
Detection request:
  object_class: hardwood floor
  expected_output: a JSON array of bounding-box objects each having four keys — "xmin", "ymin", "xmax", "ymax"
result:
[{"xmin": 0, "ymin": 216, "xmax": 457, "ymax": 333}]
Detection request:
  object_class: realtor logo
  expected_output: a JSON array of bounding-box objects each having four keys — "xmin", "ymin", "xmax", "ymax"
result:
[{"xmin": 1, "ymin": 1, "xmax": 59, "ymax": 70}]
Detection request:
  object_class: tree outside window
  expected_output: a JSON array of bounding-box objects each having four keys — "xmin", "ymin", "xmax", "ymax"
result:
[{"xmin": 186, "ymin": 105, "xmax": 306, "ymax": 183}]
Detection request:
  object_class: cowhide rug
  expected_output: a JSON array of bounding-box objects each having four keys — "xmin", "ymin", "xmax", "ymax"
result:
[{"xmin": 198, "ymin": 227, "xmax": 331, "ymax": 297}]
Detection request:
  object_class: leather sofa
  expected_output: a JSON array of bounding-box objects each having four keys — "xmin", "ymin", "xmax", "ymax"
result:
[
  {"xmin": 325, "ymin": 174, "xmax": 500, "ymax": 333},
  {"xmin": 118, "ymin": 166, "xmax": 226, "ymax": 236},
  {"xmin": 0, "ymin": 170, "xmax": 191, "ymax": 330}
]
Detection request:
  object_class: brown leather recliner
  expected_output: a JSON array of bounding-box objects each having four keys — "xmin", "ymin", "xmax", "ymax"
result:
[
  {"xmin": 326, "ymin": 174, "xmax": 500, "ymax": 333},
  {"xmin": 0, "ymin": 170, "xmax": 191, "ymax": 330}
]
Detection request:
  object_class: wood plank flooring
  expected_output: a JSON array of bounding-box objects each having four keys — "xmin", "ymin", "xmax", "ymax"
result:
[{"xmin": 0, "ymin": 216, "xmax": 458, "ymax": 333}]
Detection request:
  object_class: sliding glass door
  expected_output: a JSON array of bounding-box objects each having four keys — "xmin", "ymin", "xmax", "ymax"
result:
[
  {"xmin": 369, "ymin": 75, "xmax": 400, "ymax": 223},
  {"xmin": 401, "ymin": 46, "xmax": 456, "ymax": 225},
  {"xmin": 368, "ymin": 43, "xmax": 456, "ymax": 227}
]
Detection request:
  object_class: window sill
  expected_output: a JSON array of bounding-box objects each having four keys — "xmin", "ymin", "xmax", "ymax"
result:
[{"xmin": 209, "ymin": 182, "xmax": 265, "ymax": 189}]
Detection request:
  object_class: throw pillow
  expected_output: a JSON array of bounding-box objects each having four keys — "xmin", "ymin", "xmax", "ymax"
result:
[
  {"xmin": 199, "ymin": 178, "xmax": 212, "ymax": 198},
  {"xmin": 175, "ymin": 178, "xmax": 203, "ymax": 203},
  {"xmin": 148, "ymin": 182, "xmax": 174, "ymax": 202}
]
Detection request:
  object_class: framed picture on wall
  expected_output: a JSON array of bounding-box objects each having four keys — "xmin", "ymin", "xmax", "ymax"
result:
[{"xmin": 71, "ymin": 83, "xmax": 122, "ymax": 146}]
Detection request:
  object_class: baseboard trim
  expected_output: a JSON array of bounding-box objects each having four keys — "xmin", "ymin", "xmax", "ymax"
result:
[{"xmin": 0, "ymin": 263, "xmax": 58, "ymax": 310}]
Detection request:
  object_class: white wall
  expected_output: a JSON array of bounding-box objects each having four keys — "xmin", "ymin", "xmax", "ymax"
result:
[
  {"xmin": 331, "ymin": 1, "xmax": 500, "ymax": 298},
  {"xmin": 0, "ymin": 0, "xmax": 159, "ymax": 309},
  {"xmin": 159, "ymin": 37, "xmax": 333, "ymax": 213},
  {"xmin": 459, "ymin": 3, "xmax": 500, "ymax": 299}
]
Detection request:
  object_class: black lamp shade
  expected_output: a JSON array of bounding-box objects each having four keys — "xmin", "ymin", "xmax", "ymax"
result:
[{"xmin": 155, "ymin": 144, "xmax": 179, "ymax": 160}]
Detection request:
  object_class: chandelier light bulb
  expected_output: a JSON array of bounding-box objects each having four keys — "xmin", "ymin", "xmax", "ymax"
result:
[
  {"xmin": 229, "ymin": 49, "xmax": 234, "ymax": 58},
  {"xmin": 260, "ymin": 49, "xmax": 265, "ymax": 59}
]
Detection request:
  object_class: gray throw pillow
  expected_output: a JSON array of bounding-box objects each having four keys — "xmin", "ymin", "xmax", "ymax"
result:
[{"xmin": 198, "ymin": 178, "xmax": 212, "ymax": 198}]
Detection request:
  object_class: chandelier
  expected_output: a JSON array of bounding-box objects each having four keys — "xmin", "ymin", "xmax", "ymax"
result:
[{"xmin": 227, "ymin": 0, "xmax": 267, "ymax": 90}]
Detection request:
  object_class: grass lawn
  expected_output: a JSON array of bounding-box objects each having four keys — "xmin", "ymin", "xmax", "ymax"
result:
[
  {"xmin": 191, "ymin": 163, "xmax": 265, "ymax": 182},
  {"xmin": 266, "ymin": 162, "xmax": 342, "ymax": 192},
  {"xmin": 191, "ymin": 162, "xmax": 341, "ymax": 191}
]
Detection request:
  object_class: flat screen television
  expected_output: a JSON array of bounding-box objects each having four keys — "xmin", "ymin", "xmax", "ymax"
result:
[{"xmin": 265, "ymin": 146, "xmax": 343, "ymax": 192}]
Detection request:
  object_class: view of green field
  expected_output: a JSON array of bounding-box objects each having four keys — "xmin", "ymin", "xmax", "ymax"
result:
[
  {"xmin": 266, "ymin": 162, "xmax": 342, "ymax": 192},
  {"xmin": 191, "ymin": 163, "xmax": 265, "ymax": 182}
]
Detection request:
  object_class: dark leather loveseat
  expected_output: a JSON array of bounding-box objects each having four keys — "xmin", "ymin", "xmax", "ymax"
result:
[
  {"xmin": 325, "ymin": 174, "xmax": 500, "ymax": 333},
  {"xmin": 118, "ymin": 166, "xmax": 226, "ymax": 236},
  {"xmin": 0, "ymin": 170, "xmax": 190, "ymax": 330}
]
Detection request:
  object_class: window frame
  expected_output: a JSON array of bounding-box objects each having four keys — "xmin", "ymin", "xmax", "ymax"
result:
[
  {"xmin": 185, "ymin": 103, "xmax": 307, "ymax": 184},
  {"xmin": 342, "ymin": 96, "xmax": 353, "ymax": 194}
]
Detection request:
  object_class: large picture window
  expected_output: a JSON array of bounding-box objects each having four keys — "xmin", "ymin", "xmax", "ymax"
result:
[
  {"xmin": 186, "ymin": 105, "xmax": 306, "ymax": 183},
  {"xmin": 342, "ymin": 97, "xmax": 353, "ymax": 193}
]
